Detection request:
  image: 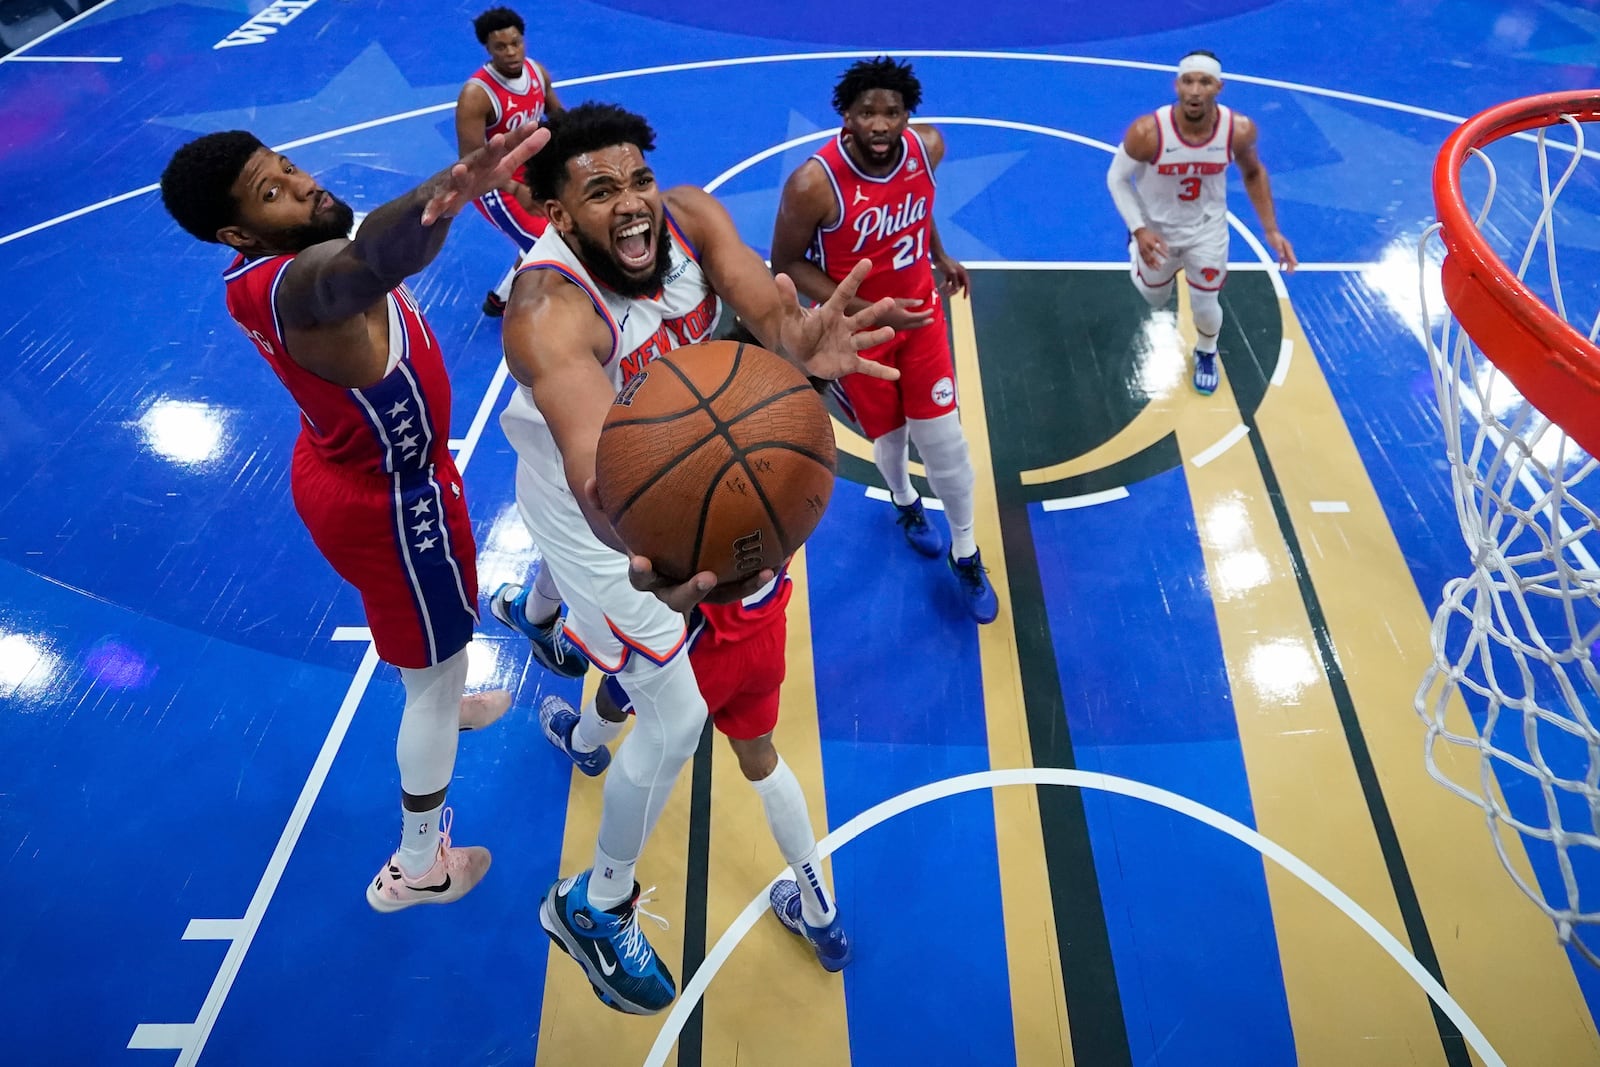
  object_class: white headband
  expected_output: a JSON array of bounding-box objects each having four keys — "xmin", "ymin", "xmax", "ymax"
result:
[{"xmin": 1178, "ymin": 54, "xmax": 1223, "ymax": 79}]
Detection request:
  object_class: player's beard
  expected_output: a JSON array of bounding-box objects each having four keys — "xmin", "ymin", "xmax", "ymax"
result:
[
  {"xmin": 279, "ymin": 195, "xmax": 357, "ymax": 251},
  {"xmin": 572, "ymin": 218, "xmax": 673, "ymax": 299}
]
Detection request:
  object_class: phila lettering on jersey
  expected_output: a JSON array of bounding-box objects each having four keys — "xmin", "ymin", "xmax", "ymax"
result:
[
  {"xmin": 809, "ymin": 128, "xmax": 938, "ymax": 302},
  {"xmin": 223, "ymin": 253, "xmax": 454, "ymax": 477},
  {"xmin": 467, "ymin": 63, "xmax": 549, "ymax": 180},
  {"xmin": 1138, "ymin": 104, "xmax": 1234, "ymax": 238}
]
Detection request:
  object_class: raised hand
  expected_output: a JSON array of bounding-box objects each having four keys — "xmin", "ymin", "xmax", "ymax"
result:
[
  {"xmin": 422, "ymin": 125, "xmax": 551, "ymax": 225},
  {"xmin": 773, "ymin": 259, "xmax": 901, "ymax": 383}
]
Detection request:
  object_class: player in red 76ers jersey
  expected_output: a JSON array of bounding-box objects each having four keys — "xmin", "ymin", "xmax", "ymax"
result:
[
  {"xmin": 772, "ymin": 57, "xmax": 998, "ymax": 623},
  {"xmin": 1106, "ymin": 49, "xmax": 1296, "ymax": 396},
  {"xmin": 454, "ymin": 6, "xmax": 564, "ymax": 317},
  {"xmin": 159, "ymin": 123, "xmax": 548, "ymax": 914}
]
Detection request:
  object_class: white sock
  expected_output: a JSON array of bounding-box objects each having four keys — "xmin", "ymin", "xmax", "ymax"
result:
[
  {"xmin": 394, "ymin": 649, "xmax": 467, "ymax": 877},
  {"xmin": 1195, "ymin": 335, "xmax": 1219, "ymax": 355},
  {"xmin": 529, "ymin": 563, "xmax": 564, "ymax": 627},
  {"xmin": 951, "ymin": 524, "xmax": 978, "ymax": 560},
  {"xmin": 873, "ymin": 425, "xmax": 916, "ymax": 506},
  {"xmin": 588, "ymin": 843, "xmax": 636, "ymax": 910},
  {"xmin": 397, "ymin": 800, "xmax": 445, "ymax": 878},
  {"xmin": 751, "ymin": 758, "xmax": 835, "ymax": 926},
  {"xmin": 572, "ymin": 695, "xmax": 626, "ymax": 753}
]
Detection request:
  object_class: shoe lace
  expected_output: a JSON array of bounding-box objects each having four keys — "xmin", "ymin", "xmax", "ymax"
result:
[
  {"xmin": 953, "ymin": 554, "xmax": 989, "ymax": 590},
  {"xmin": 895, "ymin": 502, "xmax": 926, "ymax": 529},
  {"xmin": 615, "ymin": 886, "xmax": 670, "ymax": 968},
  {"xmin": 541, "ymin": 618, "xmax": 568, "ymax": 666}
]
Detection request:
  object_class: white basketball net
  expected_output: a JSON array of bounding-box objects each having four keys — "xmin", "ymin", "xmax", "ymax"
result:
[{"xmin": 1417, "ymin": 114, "xmax": 1600, "ymax": 965}]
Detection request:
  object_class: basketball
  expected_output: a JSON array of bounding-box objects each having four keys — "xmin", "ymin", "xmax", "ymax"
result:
[{"xmin": 593, "ymin": 340, "xmax": 837, "ymax": 593}]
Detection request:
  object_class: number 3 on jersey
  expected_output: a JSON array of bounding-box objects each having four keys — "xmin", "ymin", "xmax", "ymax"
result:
[
  {"xmin": 892, "ymin": 230, "xmax": 927, "ymax": 270},
  {"xmin": 1177, "ymin": 176, "xmax": 1202, "ymax": 202}
]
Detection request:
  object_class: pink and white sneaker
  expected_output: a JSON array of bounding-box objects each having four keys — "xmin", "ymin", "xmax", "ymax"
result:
[
  {"xmin": 459, "ymin": 689, "xmax": 511, "ymax": 732},
  {"xmin": 366, "ymin": 808, "xmax": 491, "ymax": 913}
]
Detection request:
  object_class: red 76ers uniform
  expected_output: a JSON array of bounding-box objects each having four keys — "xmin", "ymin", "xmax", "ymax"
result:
[
  {"xmin": 466, "ymin": 63, "xmax": 550, "ymax": 252},
  {"xmin": 224, "ymin": 253, "xmax": 480, "ymax": 669},
  {"xmin": 809, "ymin": 128, "xmax": 955, "ymax": 441},
  {"xmin": 602, "ymin": 570, "xmax": 794, "ymax": 739}
]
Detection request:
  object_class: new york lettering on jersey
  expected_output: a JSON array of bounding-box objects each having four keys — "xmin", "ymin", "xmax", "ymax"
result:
[
  {"xmin": 222, "ymin": 253, "xmax": 454, "ymax": 476},
  {"xmin": 514, "ymin": 210, "xmax": 723, "ymax": 393},
  {"xmin": 1140, "ymin": 103, "xmax": 1234, "ymax": 233},
  {"xmin": 810, "ymin": 128, "xmax": 937, "ymax": 301}
]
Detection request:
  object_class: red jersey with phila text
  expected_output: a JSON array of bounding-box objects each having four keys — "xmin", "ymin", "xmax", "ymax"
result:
[
  {"xmin": 222, "ymin": 253, "xmax": 454, "ymax": 476},
  {"xmin": 467, "ymin": 63, "xmax": 550, "ymax": 180},
  {"xmin": 809, "ymin": 128, "xmax": 938, "ymax": 303}
]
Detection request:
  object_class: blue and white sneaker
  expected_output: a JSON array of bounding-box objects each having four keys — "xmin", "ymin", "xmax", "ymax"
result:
[
  {"xmin": 540, "ymin": 871, "xmax": 676, "ymax": 1015},
  {"xmin": 489, "ymin": 581, "xmax": 588, "ymax": 679},
  {"xmin": 949, "ymin": 550, "xmax": 999, "ymax": 624},
  {"xmin": 770, "ymin": 879, "xmax": 853, "ymax": 972},
  {"xmin": 538, "ymin": 695, "xmax": 611, "ymax": 777},
  {"xmin": 894, "ymin": 496, "xmax": 947, "ymax": 558},
  {"xmin": 1192, "ymin": 349, "xmax": 1220, "ymax": 395}
]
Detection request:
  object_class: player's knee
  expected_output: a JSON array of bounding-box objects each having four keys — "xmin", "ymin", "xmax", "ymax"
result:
[
  {"xmin": 1133, "ymin": 276, "xmax": 1175, "ymax": 308},
  {"xmin": 727, "ymin": 734, "xmax": 779, "ymax": 782},
  {"xmin": 1189, "ymin": 286, "xmax": 1224, "ymax": 335},
  {"xmin": 907, "ymin": 411, "xmax": 973, "ymax": 478}
]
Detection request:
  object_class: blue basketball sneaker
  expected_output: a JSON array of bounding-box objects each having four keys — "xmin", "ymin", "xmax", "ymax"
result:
[
  {"xmin": 540, "ymin": 871, "xmax": 676, "ymax": 1015},
  {"xmin": 893, "ymin": 496, "xmax": 947, "ymax": 558},
  {"xmin": 538, "ymin": 695, "xmax": 611, "ymax": 777},
  {"xmin": 770, "ymin": 879, "xmax": 853, "ymax": 972},
  {"xmin": 1192, "ymin": 349, "xmax": 1219, "ymax": 396},
  {"xmin": 949, "ymin": 550, "xmax": 999, "ymax": 624},
  {"xmin": 489, "ymin": 581, "xmax": 588, "ymax": 679}
]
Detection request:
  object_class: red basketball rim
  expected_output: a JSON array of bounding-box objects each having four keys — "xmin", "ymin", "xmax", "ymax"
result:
[{"xmin": 1433, "ymin": 89, "xmax": 1600, "ymax": 457}]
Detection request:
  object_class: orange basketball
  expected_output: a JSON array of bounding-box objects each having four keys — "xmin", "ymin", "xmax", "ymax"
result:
[{"xmin": 593, "ymin": 340, "xmax": 837, "ymax": 592}]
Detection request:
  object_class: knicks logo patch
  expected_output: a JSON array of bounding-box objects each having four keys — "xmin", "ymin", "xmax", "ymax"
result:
[
  {"xmin": 1201, "ymin": 267, "xmax": 1221, "ymax": 283},
  {"xmin": 931, "ymin": 376, "xmax": 955, "ymax": 407}
]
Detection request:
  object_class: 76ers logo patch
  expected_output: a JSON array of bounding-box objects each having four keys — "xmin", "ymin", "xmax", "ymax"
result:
[
  {"xmin": 1201, "ymin": 267, "xmax": 1222, "ymax": 284},
  {"xmin": 931, "ymin": 376, "xmax": 955, "ymax": 407}
]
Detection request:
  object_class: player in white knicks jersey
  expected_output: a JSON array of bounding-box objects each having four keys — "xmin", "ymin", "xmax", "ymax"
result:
[
  {"xmin": 1106, "ymin": 49, "xmax": 1296, "ymax": 395},
  {"xmin": 497, "ymin": 103, "xmax": 900, "ymax": 1015}
]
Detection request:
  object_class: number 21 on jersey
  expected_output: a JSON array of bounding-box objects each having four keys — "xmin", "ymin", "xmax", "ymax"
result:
[{"xmin": 892, "ymin": 229, "xmax": 926, "ymax": 270}]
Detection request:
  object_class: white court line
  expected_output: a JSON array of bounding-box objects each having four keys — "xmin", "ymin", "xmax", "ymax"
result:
[
  {"xmin": 642, "ymin": 768, "xmax": 1507, "ymax": 1067},
  {"xmin": 0, "ymin": 0, "xmax": 123, "ymax": 64},
  {"xmin": 5, "ymin": 54, "xmax": 121, "ymax": 63},
  {"xmin": 864, "ymin": 486, "xmax": 943, "ymax": 510},
  {"xmin": 1042, "ymin": 487, "xmax": 1130, "ymax": 510},
  {"xmin": 127, "ymin": 366, "xmax": 513, "ymax": 1061},
  {"xmin": 1271, "ymin": 337, "xmax": 1294, "ymax": 387},
  {"xmin": 1311, "ymin": 501, "xmax": 1351, "ymax": 513},
  {"xmin": 5, "ymin": 47, "xmax": 1588, "ymax": 248},
  {"xmin": 1191, "ymin": 424, "xmax": 1250, "ymax": 468}
]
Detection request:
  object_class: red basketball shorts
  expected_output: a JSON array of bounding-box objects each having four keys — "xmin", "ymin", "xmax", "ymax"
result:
[
  {"xmin": 689, "ymin": 611, "xmax": 788, "ymax": 740},
  {"xmin": 829, "ymin": 291, "xmax": 956, "ymax": 440},
  {"xmin": 291, "ymin": 443, "xmax": 479, "ymax": 669},
  {"xmin": 474, "ymin": 189, "xmax": 548, "ymax": 254}
]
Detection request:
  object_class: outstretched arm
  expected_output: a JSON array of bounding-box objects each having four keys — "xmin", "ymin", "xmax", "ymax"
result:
[
  {"xmin": 277, "ymin": 125, "xmax": 548, "ymax": 330},
  {"xmin": 671, "ymin": 185, "xmax": 901, "ymax": 381},
  {"xmin": 1232, "ymin": 115, "xmax": 1296, "ymax": 271}
]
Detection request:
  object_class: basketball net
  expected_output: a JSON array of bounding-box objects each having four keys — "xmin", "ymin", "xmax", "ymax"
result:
[{"xmin": 1418, "ymin": 91, "xmax": 1600, "ymax": 965}]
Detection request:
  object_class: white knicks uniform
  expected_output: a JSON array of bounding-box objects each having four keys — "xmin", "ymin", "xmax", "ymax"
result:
[
  {"xmin": 499, "ymin": 211, "xmax": 722, "ymax": 672},
  {"xmin": 1133, "ymin": 103, "xmax": 1235, "ymax": 292}
]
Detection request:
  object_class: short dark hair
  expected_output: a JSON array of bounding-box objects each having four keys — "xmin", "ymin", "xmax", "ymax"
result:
[
  {"xmin": 473, "ymin": 7, "xmax": 524, "ymax": 43},
  {"xmin": 524, "ymin": 102, "xmax": 658, "ymax": 201},
  {"xmin": 160, "ymin": 130, "xmax": 265, "ymax": 243},
  {"xmin": 832, "ymin": 56, "xmax": 922, "ymax": 116},
  {"xmin": 1181, "ymin": 48, "xmax": 1220, "ymax": 63}
]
